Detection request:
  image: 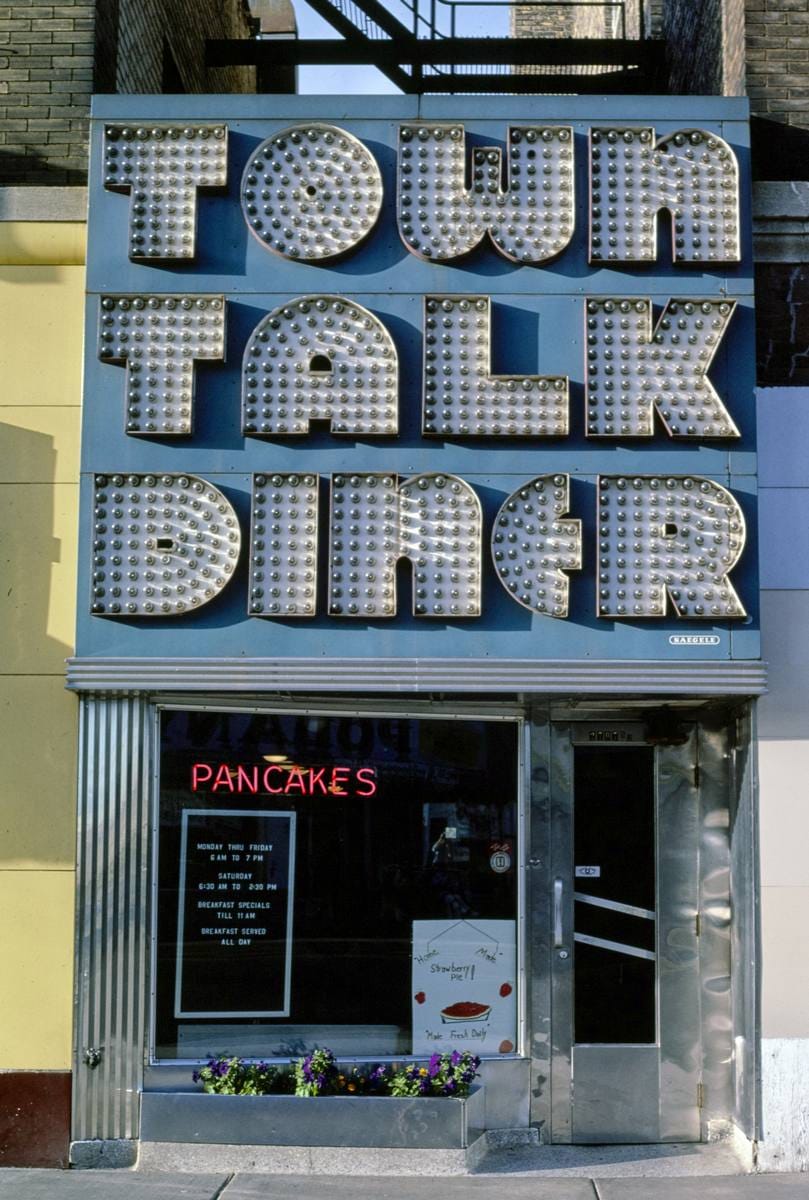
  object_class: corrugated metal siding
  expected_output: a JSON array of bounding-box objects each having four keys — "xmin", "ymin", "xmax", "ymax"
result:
[
  {"xmin": 72, "ymin": 693, "xmax": 153, "ymax": 1141},
  {"xmin": 65, "ymin": 658, "xmax": 768, "ymax": 695}
]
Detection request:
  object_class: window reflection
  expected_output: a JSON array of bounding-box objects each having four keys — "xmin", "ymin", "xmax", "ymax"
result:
[{"xmin": 155, "ymin": 711, "xmax": 519, "ymax": 1060}]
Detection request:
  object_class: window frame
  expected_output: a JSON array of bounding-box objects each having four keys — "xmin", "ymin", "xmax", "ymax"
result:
[{"xmin": 147, "ymin": 698, "xmax": 528, "ymax": 1070}]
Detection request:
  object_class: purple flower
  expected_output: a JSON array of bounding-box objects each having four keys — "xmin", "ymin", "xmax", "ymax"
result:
[{"xmin": 367, "ymin": 1064, "xmax": 389, "ymax": 1092}]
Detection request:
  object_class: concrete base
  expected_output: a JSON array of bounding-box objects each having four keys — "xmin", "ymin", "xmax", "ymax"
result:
[
  {"xmin": 136, "ymin": 1134, "xmax": 489, "ymax": 1176},
  {"xmin": 69, "ymin": 1140, "xmax": 138, "ymax": 1169},
  {"xmin": 478, "ymin": 1138, "xmax": 752, "ymax": 1178},
  {"xmin": 483, "ymin": 1127, "xmax": 540, "ymax": 1150},
  {"xmin": 756, "ymin": 1037, "xmax": 809, "ymax": 1173}
]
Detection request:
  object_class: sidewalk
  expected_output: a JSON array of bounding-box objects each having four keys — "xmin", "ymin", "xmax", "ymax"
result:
[
  {"xmin": 0, "ymin": 1140, "xmax": 806, "ymax": 1199},
  {"xmin": 0, "ymin": 1172, "xmax": 808, "ymax": 1199}
]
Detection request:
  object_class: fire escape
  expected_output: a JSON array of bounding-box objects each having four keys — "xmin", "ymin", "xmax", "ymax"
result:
[{"xmin": 209, "ymin": 0, "xmax": 666, "ymax": 95}]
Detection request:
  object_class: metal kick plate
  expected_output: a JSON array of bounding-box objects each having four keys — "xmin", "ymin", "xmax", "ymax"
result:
[{"xmin": 572, "ymin": 1045, "xmax": 660, "ymax": 1142}]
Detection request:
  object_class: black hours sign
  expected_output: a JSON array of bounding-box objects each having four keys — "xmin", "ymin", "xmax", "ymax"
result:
[{"xmin": 174, "ymin": 809, "xmax": 296, "ymax": 1018}]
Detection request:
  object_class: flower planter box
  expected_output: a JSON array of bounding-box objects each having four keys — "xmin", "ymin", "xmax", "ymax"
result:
[{"xmin": 139, "ymin": 1086, "xmax": 484, "ymax": 1150}]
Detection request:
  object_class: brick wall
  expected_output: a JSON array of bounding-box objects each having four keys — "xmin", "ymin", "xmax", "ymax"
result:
[
  {"xmin": 511, "ymin": 3, "xmax": 611, "ymax": 40},
  {"xmin": 663, "ymin": 0, "xmax": 725, "ymax": 93},
  {"xmin": 0, "ymin": 0, "xmax": 256, "ymax": 185},
  {"xmin": 0, "ymin": 1, "xmax": 95, "ymax": 184},
  {"xmin": 510, "ymin": 0, "xmax": 636, "ymax": 78},
  {"xmin": 745, "ymin": 0, "xmax": 809, "ymax": 131},
  {"xmin": 724, "ymin": 0, "xmax": 746, "ymax": 96},
  {"xmin": 661, "ymin": 0, "xmax": 809, "ymax": 123},
  {"xmin": 114, "ymin": 0, "xmax": 255, "ymax": 95}
]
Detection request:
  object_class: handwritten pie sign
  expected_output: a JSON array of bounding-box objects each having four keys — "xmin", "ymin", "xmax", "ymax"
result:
[{"xmin": 411, "ymin": 919, "xmax": 517, "ymax": 1056}]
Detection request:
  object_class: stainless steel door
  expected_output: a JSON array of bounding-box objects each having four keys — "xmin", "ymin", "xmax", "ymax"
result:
[{"xmin": 548, "ymin": 722, "xmax": 702, "ymax": 1144}]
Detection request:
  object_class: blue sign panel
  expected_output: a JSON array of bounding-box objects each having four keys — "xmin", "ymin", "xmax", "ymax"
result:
[{"xmin": 78, "ymin": 96, "xmax": 757, "ymax": 665}]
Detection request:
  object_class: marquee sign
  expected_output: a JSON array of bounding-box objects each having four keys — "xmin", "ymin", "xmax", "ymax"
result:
[{"xmin": 77, "ymin": 97, "xmax": 757, "ymax": 668}]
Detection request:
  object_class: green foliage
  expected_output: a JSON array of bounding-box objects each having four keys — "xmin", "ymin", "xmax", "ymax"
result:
[
  {"xmin": 389, "ymin": 1051, "xmax": 481, "ymax": 1098},
  {"xmin": 192, "ymin": 1055, "xmax": 291, "ymax": 1095},
  {"xmin": 293, "ymin": 1046, "xmax": 341, "ymax": 1096}
]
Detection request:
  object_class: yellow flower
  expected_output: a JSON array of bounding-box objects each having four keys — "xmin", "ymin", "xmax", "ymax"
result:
[
  {"xmin": 419, "ymin": 1068, "xmax": 428, "ymax": 1077},
  {"xmin": 347, "ymin": 1082, "xmax": 356, "ymax": 1093}
]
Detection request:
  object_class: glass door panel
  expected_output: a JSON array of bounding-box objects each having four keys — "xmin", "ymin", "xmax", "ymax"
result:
[
  {"xmin": 547, "ymin": 724, "xmax": 702, "ymax": 1144},
  {"xmin": 573, "ymin": 746, "xmax": 656, "ymax": 1045}
]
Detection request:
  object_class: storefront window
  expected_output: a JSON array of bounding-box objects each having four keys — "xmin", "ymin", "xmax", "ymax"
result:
[{"xmin": 154, "ymin": 709, "xmax": 520, "ymax": 1061}]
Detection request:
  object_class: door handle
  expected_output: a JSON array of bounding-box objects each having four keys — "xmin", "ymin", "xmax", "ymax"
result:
[{"xmin": 553, "ymin": 877, "xmax": 564, "ymax": 948}]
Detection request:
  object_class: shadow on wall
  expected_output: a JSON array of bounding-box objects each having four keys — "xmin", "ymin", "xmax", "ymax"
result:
[
  {"xmin": 0, "ymin": 145, "xmax": 87, "ymax": 190},
  {"xmin": 752, "ymin": 119, "xmax": 809, "ymax": 182},
  {"xmin": 0, "ymin": 422, "xmax": 77, "ymax": 868}
]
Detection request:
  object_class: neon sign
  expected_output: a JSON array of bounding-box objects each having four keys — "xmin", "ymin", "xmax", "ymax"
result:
[{"xmin": 190, "ymin": 762, "xmax": 378, "ymax": 797}]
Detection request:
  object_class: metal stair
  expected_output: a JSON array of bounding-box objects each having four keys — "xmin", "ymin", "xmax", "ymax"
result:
[
  {"xmin": 209, "ymin": 0, "xmax": 666, "ymax": 95},
  {"xmin": 303, "ymin": 0, "xmax": 420, "ymax": 91}
]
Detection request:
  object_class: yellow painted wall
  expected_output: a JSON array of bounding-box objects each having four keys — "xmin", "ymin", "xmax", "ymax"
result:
[{"xmin": 0, "ymin": 223, "xmax": 84, "ymax": 1068}]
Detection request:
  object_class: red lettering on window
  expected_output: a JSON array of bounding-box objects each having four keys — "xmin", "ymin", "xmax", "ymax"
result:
[
  {"xmin": 356, "ymin": 767, "xmax": 378, "ymax": 796},
  {"xmin": 262, "ymin": 765, "xmax": 284, "ymax": 793},
  {"xmin": 191, "ymin": 763, "xmax": 213, "ymax": 791},
  {"xmin": 308, "ymin": 767, "xmax": 327, "ymax": 794},
  {"xmin": 330, "ymin": 766, "xmax": 350, "ymax": 795},
  {"xmin": 236, "ymin": 765, "xmax": 258, "ymax": 793},
  {"xmin": 284, "ymin": 767, "xmax": 307, "ymax": 794},
  {"xmin": 212, "ymin": 764, "xmax": 235, "ymax": 792}
]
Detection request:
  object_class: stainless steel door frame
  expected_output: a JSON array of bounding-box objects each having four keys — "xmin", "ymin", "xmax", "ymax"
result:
[
  {"xmin": 526, "ymin": 710, "xmax": 554, "ymax": 1139},
  {"xmin": 546, "ymin": 721, "xmax": 702, "ymax": 1144},
  {"xmin": 657, "ymin": 726, "xmax": 702, "ymax": 1142},
  {"xmin": 547, "ymin": 718, "xmax": 574, "ymax": 1141}
]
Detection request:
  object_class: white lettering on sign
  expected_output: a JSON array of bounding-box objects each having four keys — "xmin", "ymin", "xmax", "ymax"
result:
[
  {"xmin": 241, "ymin": 124, "xmax": 383, "ymax": 261},
  {"xmin": 423, "ymin": 296, "xmax": 569, "ymax": 437},
  {"xmin": 397, "ymin": 123, "xmax": 575, "ymax": 264},
  {"xmin": 589, "ymin": 127, "xmax": 740, "ymax": 264},
  {"xmin": 102, "ymin": 291, "xmax": 741, "ymax": 445},
  {"xmin": 491, "ymin": 475, "xmax": 582, "ymax": 618},
  {"xmin": 98, "ymin": 295, "xmax": 225, "ymax": 436},
  {"xmin": 597, "ymin": 476, "xmax": 747, "ymax": 620},
  {"xmin": 242, "ymin": 296, "xmax": 398, "ymax": 436},
  {"xmin": 92, "ymin": 472, "xmax": 749, "ymax": 620},
  {"xmin": 104, "ymin": 122, "xmax": 741, "ymax": 267},
  {"xmin": 584, "ymin": 298, "xmax": 739, "ymax": 439},
  {"xmin": 103, "ymin": 123, "xmax": 228, "ymax": 261},
  {"xmin": 328, "ymin": 472, "xmax": 482, "ymax": 618},
  {"xmin": 669, "ymin": 634, "xmax": 722, "ymax": 646},
  {"xmin": 92, "ymin": 117, "xmax": 750, "ymax": 628}
]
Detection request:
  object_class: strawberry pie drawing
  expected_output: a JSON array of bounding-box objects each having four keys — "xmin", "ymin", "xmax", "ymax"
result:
[{"xmin": 440, "ymin": 1000, "xmax": 491, "ymax": 1023}]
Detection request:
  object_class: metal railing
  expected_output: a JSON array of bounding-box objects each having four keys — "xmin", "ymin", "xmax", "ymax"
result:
[{"xmin": 320, "ymin": 0, "xmax": 646, "ymax": 43}]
